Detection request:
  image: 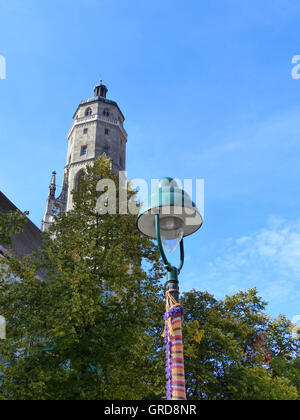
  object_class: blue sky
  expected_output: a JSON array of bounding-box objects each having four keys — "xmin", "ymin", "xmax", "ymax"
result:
[{"xmin": 0, "ymin": 0, "xmax": 300, "ymax": 321}]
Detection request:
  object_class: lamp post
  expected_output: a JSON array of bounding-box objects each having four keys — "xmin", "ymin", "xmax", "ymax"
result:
[{"xmin": 137, "ymin": 178, "xmax": 203, "ymax": 400}]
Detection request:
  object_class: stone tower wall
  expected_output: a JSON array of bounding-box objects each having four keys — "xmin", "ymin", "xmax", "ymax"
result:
[{"xmin": 63, "ymin": 90, "xmax": 127, "ymax": 212}]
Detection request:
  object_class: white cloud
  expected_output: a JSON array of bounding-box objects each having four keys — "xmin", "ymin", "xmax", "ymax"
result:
[
  {"xmin": 196, "ymin": 217, "xmax": 300, "ymax": 317},
  {"xmin": 216, "ymin": 217, "xmax": 300, "ymax": 275}
]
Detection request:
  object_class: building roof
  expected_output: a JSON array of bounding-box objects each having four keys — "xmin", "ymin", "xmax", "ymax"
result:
[
  {"xmin": 73, "ymin": 96, "xmax": 125, "ymax": 121},
  {"xmin": 0, "ymin": 191, "xmax": 42, "ymax": 258}
]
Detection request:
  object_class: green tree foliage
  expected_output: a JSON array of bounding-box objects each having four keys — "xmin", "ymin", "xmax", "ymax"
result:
[
  {"xmin": 0, "ymin": 156, "xmax": 165, "ymax": 400},
  {"xmin": 0, "ymin": 210, "xmax": 28, "ymax": 248},
  {"xmin": 182, "ymin": 289, "xmax": 299, "ymax": 400},
  {"xmin": 0, "ymin": 156, "xmax": 299, "ymax": 400}
]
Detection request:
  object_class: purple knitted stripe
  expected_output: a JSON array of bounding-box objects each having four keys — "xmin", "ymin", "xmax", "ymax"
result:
[
  {"xmin": 164, "ymin": 305, "xmax": 184, "ymax": 400},
  {"xmin": 164, "ymin": 306, "xmax": 184, "ymax": 321},
  {"xmin": 165, "ymin": 322, "xmax": 172, "ymax": 400}
]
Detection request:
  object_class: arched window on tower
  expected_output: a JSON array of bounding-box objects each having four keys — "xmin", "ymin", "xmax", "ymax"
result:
[
  {"xmin": 74, "ymin": 169, "xmax": 86, "ymax": 192},
  {"xmin": 85, "ymin": 107, "xmax": 92, "ymax": 117},
  {"xmin": 103, "ymin": 108, "xmax": 110, "ymax": 117}
]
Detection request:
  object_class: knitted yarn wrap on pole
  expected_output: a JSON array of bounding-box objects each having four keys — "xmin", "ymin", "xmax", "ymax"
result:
[{"xmin": 164, "ymin": 291, "xmax": 186, "ymax": 400}]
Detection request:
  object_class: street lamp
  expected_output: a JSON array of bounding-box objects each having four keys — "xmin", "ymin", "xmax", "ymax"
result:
[{"xmin": 137, "ymin": 177, "xmax": 203, "ymax": 400}]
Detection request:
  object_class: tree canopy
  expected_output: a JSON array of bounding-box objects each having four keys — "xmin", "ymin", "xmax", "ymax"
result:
[{"xmin": 182, "ymin": 289, "xmax": 299, "ymax": 400}]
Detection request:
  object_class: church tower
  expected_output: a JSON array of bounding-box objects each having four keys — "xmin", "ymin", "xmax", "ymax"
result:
[{"xmin": 42, "ymin": 81, "xmax": 127, "ymax": 232}]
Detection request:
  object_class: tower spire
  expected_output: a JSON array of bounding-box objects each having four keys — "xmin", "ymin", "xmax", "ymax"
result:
[
  {"xmin": 49, "ymin": 171, "xmax": 56, "ymax": 197},
  {"xmin": 41, "ymin": 171, "xmax": 57, "ymax": 232}
]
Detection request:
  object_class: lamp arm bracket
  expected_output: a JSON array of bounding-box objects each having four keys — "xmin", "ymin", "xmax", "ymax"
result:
[
  {"xmin": 155, "ymin": 214, "xmax": 172, "ymax": 271},
  {"xmin": 178, "ymin": 239, "xmax": 184, "ymax": 274}
]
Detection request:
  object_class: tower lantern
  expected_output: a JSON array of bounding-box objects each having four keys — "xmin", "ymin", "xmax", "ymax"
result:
[{"xmin": 94, "ymin": 81, "xmax": 108, "ymax": 98}]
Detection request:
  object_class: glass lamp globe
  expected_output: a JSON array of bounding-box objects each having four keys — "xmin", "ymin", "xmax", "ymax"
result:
[{"xmin": 159, "ymin": 216, "xmax": 184, "ymax": 252}]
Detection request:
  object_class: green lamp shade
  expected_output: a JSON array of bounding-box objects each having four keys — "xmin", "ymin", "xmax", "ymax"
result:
[{"xmin": 136, "ymin": 178, "xmax": 203, "ymax": 241}]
